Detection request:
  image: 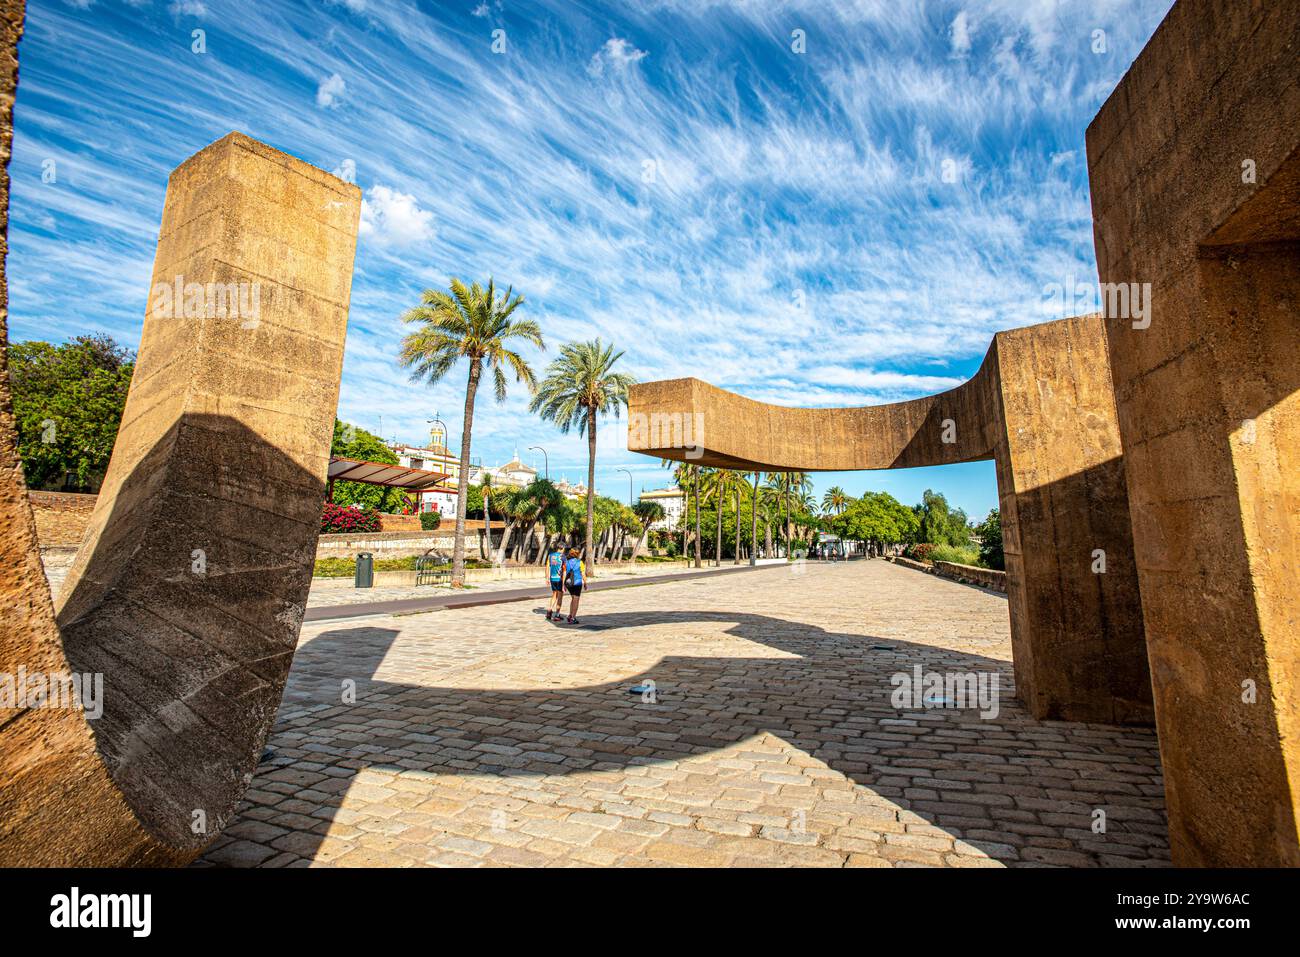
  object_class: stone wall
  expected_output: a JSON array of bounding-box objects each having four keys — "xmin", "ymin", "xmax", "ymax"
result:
[
  {"xmin": 26, "ymin": 490, "xmax": 97, "ymax": 546},
  {"xmin": 316, "ymin": 528, "xmax": 502, "ymax": 559},
  {"xmin": 887, "ymin": 556, "xmax": 1007, "ymax": 593},
  {"xmin": 932, "ymin": 561, "xmax": 1007, "ymax": 593}
]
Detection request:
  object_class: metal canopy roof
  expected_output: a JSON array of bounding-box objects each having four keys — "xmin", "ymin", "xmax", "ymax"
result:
[{"xmin": 327, "ymin": 456, "xmax": 450, "ymax": 490}]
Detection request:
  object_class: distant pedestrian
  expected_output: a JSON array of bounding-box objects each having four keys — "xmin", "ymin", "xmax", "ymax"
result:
[
  {"xmin": 561, "ymin": 547, "xmax": 584, "ymax": 624},
  {"xmin": 545, "ymin": 546, "xmax": 565, "ymax": 621}
]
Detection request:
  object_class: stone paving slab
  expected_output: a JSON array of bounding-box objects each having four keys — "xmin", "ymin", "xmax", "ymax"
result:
[{"xmin": 196, "ymin": 559, "xmax": 1170, "ymax": 868}]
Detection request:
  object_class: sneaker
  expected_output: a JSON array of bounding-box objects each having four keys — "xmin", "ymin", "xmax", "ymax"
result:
[
  {"xmin": 569, "ymin": 617, "xmax": 579, "ymax": 625},
  {"xmin": 545, "ymin": 610, "xmax": 553, "ymax": 621}
]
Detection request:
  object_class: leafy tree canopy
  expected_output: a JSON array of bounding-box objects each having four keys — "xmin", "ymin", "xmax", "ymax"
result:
[{"xmin": 7, "ymin": 334, "xmax": 135, "ymax": 491}]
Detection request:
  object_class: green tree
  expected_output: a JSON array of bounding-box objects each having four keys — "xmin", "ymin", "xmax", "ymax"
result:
[
  {"xmin": 916, "ymin": 488, "xmax": 971, "ymax": 546},
  {"xmin": 975, "ymin": 508, "xmax": 1004, "ymax": 570},
  {"xmin": 398, "ymin": 278, "xmax": 543, "ymax": 586},
  {"xmin": 330, "ymin": 419, "xmax": 403, "ymax": 512},
  {"xmin": 831, "ymin": 491, "xmax": 919, "ymax": 554},
  {"xmin": 6, "ymin": 334, "xmax": 134, "ymax": 490},
  {"xmin": 529, "ymin": 339, "xmax": 636, "ymax": 575}
]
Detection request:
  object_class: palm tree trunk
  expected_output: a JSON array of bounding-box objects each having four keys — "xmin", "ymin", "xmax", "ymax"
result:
[
  {"xmin": 750, "ymin": 471, "xmax": 760, "ymax": 566},
  {"xmin": 784, "ymin": 476, "xmax": 791, "ymax": 558},
  {"xmin": 693, "ymin": 470, "xmax": 701, "ymax": 569},
  {"xmin": 584, "ymin": 405, "xmax": 597, "ymax": 575},
  {"xmin": 680, "ymin": 484, "xmax": 687, "ymax": 558},
  {"xmin": 451, "ymin": 360, "xmax": 481, "ymax": 586},
  {"xmin": 733, "ymin": 485, "xmax": 741, "ymax": 564},
  {"xmin": 631, "ymin": 525, "xmax": 649, "ymax": 561},
  {"xmin": 494, "ymin": 517, "xmax": 518, "ymax": 565},
  {"xmin": 715, "ymin": 482, "xmax": 723, "ymax": 567}
]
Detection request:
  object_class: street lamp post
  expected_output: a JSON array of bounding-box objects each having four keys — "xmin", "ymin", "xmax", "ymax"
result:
[
  {"xmin": 617, "ymin": 467, "xmax": 634, "ymax": 563},
  {"xmin": 528, "ymin": 445, "xmax": 549, "ymax": 481}
]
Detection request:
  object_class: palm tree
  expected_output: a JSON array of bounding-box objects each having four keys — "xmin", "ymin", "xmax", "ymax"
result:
[
  {"xmin": 822, "ymin": 485, "xmax": 849, "ymax": 516},
  {"xmin": 631, "ymin": 500, "xmax": 666, "ymax": 561},
  {"xmin": 750, "ymin": 471, "xmax": 761, "ymax": 565},
  {"xmin": 732, "ymin": 474, "xmax": 743, "ymax": 564},
  {"xmin": 703, "ymin": 469, "xmax": 741, "ymax": 565},
  {"xmin": 399, "ymin": 278, "xmax": 542, "ymax": 586},
  {"xmin": 666, "ymin": 460, "xmax": 703, "ymax": 567},
  {"xmin": 664, "ymin": 461, "xmax": 695, "ymax": 560},
  {"xmin": 479, "ymin": 473, "xmax": 496, "ymax": 561},
  {"xmin": 530, "ymin": 339, "xmax": 636, "ymax": 575}
]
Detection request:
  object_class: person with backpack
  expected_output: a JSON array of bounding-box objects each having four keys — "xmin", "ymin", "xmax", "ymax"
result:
[
  {"xmin": 545, "ymin": 546, "xmax": 566, "ymax": 621},
  {"xmin": 561, "ymin": 547, "xmax": 584, "ymax": 624}
]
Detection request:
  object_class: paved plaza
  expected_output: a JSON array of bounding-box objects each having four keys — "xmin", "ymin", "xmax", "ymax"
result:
[{"xmin": 197, "ymin": 560, "xmax": 1170, "ymax": 868}]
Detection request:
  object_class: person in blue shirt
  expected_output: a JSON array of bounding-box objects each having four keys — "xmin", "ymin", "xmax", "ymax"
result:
[
  {"xmin": 545, "ymin": 547, "xmax": 565, "ymax": 621},
  {"xmin": 561, "ymin": 547, "xmax": 584, "ymax": 624}
]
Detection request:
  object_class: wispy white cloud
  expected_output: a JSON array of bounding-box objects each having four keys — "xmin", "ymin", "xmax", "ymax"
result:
[{"xmin": 6, "ymin": 0, "xmax": 1176, "ymax": 514}]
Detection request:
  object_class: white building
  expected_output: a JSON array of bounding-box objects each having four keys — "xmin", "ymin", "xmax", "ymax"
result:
[
  {"xmin": 389, "ymin": 443, "xmax": 553, "ymax": 518},
  {"xmin": 390, "ymin": 441, "xmax": 460, "ymax": 517},
  {"xmin": 470, "ymin": 449, "xmax": 538, "ymax": 490},
  {"xmin": 640, "ymin": 486, "xmax": 686, "ymax": 530}
]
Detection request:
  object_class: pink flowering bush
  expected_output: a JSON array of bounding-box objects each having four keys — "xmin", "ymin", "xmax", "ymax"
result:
[{"xmin": 321, "ymin": 502, "xmax": 382, "ymax": 534}]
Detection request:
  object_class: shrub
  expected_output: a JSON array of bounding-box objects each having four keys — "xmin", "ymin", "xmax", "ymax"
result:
[
  {"xmin": 975, "ymin": 508, "xmax": 1004, "ymax": 570},
  {"xmin": 905, "ymin": 542, "xmax": 936, "ymax": 563},
  {"xmin": 928, "ymin": 544, "xmax": 980, "ymax": 566},
  {"xmin": 419, "ymin": 511, "xmax": 442, "ymax": 531},
  {"xmin": 321, "ymin": 502, "xmax": 382, "ymax": 534}
]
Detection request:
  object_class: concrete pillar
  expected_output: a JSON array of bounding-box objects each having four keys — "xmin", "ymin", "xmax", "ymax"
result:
[
  {"xmin": 991, "ymin": 316, "xmax": 1152, "ymax": 725},
  {"xmin": 0, "ymin": 129, "xmax": 360, "ymax": 864},
  {"xmin": 1087, "ymin": 0, "xmax": 1299, "ymax": 865}
]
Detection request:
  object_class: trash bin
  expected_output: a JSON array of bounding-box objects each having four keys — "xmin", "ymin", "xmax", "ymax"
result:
[{"xmin": 355, "ymin": 552, "xmax": 374, "ymax": 589}]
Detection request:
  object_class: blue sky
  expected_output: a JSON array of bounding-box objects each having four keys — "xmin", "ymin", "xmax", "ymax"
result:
[{"xmin": 7, "ymin": 0, "xmax": 1173, "ymax": 518}]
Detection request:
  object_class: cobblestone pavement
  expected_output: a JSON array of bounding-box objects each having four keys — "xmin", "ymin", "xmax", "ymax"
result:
[{"xmin": 197, "ymin": 559, "xmax": 1170, "ymax": 868}]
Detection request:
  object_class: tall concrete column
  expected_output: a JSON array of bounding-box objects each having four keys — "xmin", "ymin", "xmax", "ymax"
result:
[
  {"xmin": 1087, "ymin": 0, "xmax": 1299, "ymax": 865},
  {"xmin": 991, "ymin": 316, "xmax": 1151, "ymax": 725},
  {"xmin": 0, "ymin": 130, "xmax": 361, "ymax": 864}
]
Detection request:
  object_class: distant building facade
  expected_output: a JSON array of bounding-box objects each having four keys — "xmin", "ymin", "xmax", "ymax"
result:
[
  {"xmin": 640, "ymin": 486, "xmax": 686, "ymax": 530},
  {"xmin": 389, "ymin": 443, "xmax": 559, "ymax": 517}
]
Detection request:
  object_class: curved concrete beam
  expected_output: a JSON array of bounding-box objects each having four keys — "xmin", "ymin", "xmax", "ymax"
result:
[
  {"xmin": 0, "ymin": 114, "xmax": 361, "ymax": 859},
  {"xmin": 628, "ymin": 346, "xmax": 1001, "ymax": 472}
]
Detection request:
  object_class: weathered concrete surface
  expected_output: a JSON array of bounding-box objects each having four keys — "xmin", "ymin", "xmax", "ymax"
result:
[
  {"xmin": 630, "ymin": 314, "xmax": 1152, "ymax": 728},
  {"xmin": 1087, "ymin": 0, "xmax": 1299, "ymax": 867},
  {"xmin": 0, "ymin": 121, "xmax": 361, "ymax": 860}
]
